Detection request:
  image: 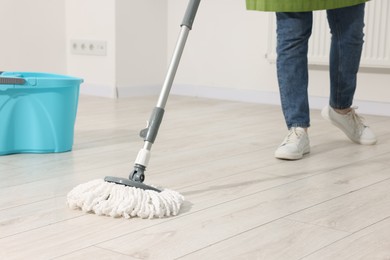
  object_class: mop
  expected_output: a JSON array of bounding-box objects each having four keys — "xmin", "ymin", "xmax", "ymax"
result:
[{"xmin": 67, "ymin": 0, "xmax": 201, "ymax": 219}]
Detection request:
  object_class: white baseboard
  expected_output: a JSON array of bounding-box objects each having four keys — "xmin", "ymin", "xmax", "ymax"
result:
[
  {"xmin": 80, "ymin": 83, "xmax": 118, "ymax": 98},
  {"xmin": 117, "ymin": 85, "xmax": 161, "ymax": 97},
  {"xmin": 171, "ymin": 84, "xmax": 281, "ymax": 106},
  {"xmin": 171, "ymin": 84, "xmax": 390, "ymax": 117},
  {"xmin": 80, "ymin": 83, "xmax": 390, "ymax": 117},
  {"xmin": 80, "ymin": 84, "xmax": 162, "ymax": 99}
]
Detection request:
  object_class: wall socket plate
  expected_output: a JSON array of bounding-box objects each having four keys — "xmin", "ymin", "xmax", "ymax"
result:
[{"xmin": 70, "ymin": 40, "xmax": 107, "ymax": 56}]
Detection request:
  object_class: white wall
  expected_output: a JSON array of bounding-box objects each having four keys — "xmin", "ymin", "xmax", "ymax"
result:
[
  {"xmin": 167, "ymin": 0, "xmax": 390, "ymax": 116},
  {"xmin": 1, "ymin": 0, "xmax": 389, "ymax": 116},
  {"xmin": 115, "ymin": 0, "xmax": 168, "ymax": 97},
  {"xmin": 65, "ymin": 0, "xmax": 168, "ymax": 98},
  {"xmin": 66, "ymin": 0, "xmax": 117, "ymax": 98},
  {"xmin": 0, "ymin": 0, "xmax": 66, "ymax": 73},
  {"xmin": 169, "ymin": 0, "xmax": 274, "ymax": 90},
  {"xmin": 167, "ymin": 0, "xmax": 279, "ymax": 103}
]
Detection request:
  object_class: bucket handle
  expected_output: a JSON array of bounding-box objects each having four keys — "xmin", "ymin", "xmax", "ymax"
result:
[{"xmin": 0, "ymin": 72, "xmax": 26, "ymax": 85}]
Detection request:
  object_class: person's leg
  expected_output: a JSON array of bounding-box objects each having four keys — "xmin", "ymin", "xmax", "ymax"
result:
[
  {"xmin": 327, "ymin": 4, "xmax": 365, "ymax": 109},
  {"xmin": 276, "ymin": 12, "xmax": 313, "ymax": 129},
  {"xmin": 323, "ymin": 3, "xmax": 376, "ymax": 145},
  {"xmin": 275, "ymin": 12, "xmax": 312, "ymax": 160}
]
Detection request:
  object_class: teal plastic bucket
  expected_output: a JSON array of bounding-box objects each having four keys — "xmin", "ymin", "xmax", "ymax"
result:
[{"xmin": 0, "ymin": 72, "xmax": 83, "ymax": 155}]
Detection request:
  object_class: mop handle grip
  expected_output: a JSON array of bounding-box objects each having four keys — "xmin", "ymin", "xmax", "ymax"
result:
[{"xmin": 181, "ymin": 0, "xmax": 201, "ymax": 30}]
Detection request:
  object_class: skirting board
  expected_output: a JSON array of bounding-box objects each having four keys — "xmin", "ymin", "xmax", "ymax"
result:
[
  {"xmin": 84, "ymin": 83, "xmax": 390, "ymax": 117},
  {"xmin": 117, "ymin": 84, "xmax": 161, "ymax": 97},
  {"xmin": 80, "ymin": 83, "xmax": 118, "ymax": 99},
  {"xmin": 171, "ymin": 84, "xmax": 390, "ymax": 117},
  {"xmin": 80, "ymin": 84, "xmax": 162, "ymax": 99}
]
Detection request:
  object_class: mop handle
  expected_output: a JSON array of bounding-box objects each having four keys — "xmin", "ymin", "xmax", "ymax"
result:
[
  {"xmin": 181, "ymin": 0, "xmax": 201, "ymax": 30},
  {"xmin": 156, "ymin": 0, "xmax": 201, "ymax": 109},
  {"xmin": 133, "ymin": 0, "xmax": 202, "ymax": 182},
  {"xmin": 133, "ymin": 0, "xmax": 201, "ymax": 182},
  {"xmin": 139, "ymin": 0, "xmax": 201, "ymax": 147}
]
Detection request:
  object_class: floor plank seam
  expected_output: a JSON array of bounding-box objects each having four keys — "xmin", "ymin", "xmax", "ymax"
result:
[{"xmin": 297, "ymin": 215, "xmax": 390, "ymax": 260}]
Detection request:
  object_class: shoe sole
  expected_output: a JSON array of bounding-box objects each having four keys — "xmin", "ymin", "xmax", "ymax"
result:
[{"xmin": 274, "ymin": 147, "xmax": 310, "ymax": 160}]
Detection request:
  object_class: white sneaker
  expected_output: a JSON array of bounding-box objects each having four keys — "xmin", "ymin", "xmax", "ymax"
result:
[
  {"xmin": 321, "ymin": 105, "xmax": 377, "ymax": 145},
  {"xmin": 275, "ymin": 127, "xmax": 310, "ymax": 160}
]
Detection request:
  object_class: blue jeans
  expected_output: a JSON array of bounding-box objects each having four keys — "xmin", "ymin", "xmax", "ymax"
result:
[{"xmin": 276, "ymin": 4, "xmax": 365, "ymax": 129}]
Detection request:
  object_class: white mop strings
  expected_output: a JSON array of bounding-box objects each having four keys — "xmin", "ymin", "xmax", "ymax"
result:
[{"xmin": 67, "ymin": 179, "xmax": 184, "ymax": 219}]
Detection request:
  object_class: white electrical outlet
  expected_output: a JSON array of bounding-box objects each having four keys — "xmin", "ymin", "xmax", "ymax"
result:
[{"xmin": 70, "ymin": 40, "xmax": 107, "ymax": 56}]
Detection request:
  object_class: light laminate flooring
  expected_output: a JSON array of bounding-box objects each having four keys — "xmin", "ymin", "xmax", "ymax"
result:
[{"xmin": 1, "ymin": 95, "xmax": 390, "ymax": 260}]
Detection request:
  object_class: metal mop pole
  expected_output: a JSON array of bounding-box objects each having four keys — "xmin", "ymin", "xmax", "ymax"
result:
[{"xmin": 105, "ymin": 0, "xmax": 201, "ymax": 191}]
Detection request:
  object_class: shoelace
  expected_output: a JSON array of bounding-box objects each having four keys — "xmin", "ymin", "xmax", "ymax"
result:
[
  {"xmin": 346, "ymin": 107, "xmax": 367, "ymax": 134},
  {"xmin": 283, "ymin": 128, "xmax": 304, "ymax": 144}
]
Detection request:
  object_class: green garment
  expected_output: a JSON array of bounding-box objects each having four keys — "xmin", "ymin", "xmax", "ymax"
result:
[{"xmin": 246, "ymin": 0, "xmax": 369, "ymax": 12}]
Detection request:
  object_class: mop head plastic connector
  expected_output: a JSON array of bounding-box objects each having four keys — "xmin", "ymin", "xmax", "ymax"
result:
[{"xmin": 67, "ymin": 179, "xmax": 184, "ymax": 219}]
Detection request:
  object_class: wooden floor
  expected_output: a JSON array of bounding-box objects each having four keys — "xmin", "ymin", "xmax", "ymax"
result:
[{"xmin": 1, "ymin": 95, "xmax": 390, "ymax": 260}]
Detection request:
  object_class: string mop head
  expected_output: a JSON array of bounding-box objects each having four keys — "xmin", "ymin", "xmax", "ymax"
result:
[{"xmin": 67, "ymin": 179, "xmax": 184, "ymax": 219}]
